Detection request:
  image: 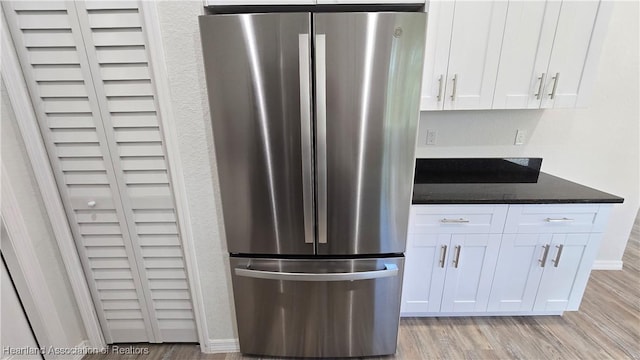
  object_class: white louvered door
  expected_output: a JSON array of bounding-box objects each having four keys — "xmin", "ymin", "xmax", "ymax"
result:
[{"xmin": 3, "ymin": 0, "xmax": 197, "ymax": 343}]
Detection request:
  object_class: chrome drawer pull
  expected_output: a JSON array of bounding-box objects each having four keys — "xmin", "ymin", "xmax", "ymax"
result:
[
  {"xmin": 452, "ymin": 245, "xmax": 461, "ymax": 268},
  {"xmin": 544, "ymin": 217, "xmax": 574, "ymax": 223},
  {"xmin": 534, "ymin": 73, "xmax": 546, "ymax": 100},
  {"xmin": 450, "ymin": 74, "xmax": 458, "ymax": 101},
  {"xmin": 539, "ymin": 244, "xmax": 550, "ymax": 267},
  {"xmin": 439, "ymin": 245, "xmax": 448, "ymax": 268},
  {"xmin": 548, "ymin": 72, "xmax": 560, "ymax": 99},
  {"xmin": 436, "ymin": 74, "xmax": 444, "ymax": 102},
  {"xmin": 440, "ymin": 218, "xmax": 470, "ymax": 224},
  {"xmin": 552, "ymin": 244, "xmax": 564, "ymax": 267}
]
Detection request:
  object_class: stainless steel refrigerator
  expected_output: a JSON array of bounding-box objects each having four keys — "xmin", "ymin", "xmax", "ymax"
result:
[{"xmin": 199, "ymin": 11, "xmax": 426, "ymax": 358}]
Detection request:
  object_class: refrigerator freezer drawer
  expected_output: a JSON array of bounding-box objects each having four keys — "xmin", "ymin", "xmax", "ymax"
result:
[{"xmin": 229, "ymin": 256, "xmax": 405, "ymax": 358}]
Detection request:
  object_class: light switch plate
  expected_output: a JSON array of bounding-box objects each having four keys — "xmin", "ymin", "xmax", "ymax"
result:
[
  {"xmin": 515, "ymin": 130, "xmax": 526, "ymax": 145},
  {"xmin": 426, "ymin": 129, "xmax": 437, "ymax": 145}
]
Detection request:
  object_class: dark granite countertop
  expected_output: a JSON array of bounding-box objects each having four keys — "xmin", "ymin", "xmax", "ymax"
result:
[{"xmin": 412, "ymin": 158, "xmax": 624, "ymax": 205}]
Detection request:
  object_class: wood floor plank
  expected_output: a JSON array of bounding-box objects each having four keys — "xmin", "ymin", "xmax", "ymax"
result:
[{"xmin": 84, "ymin": 214, "xmax": 640, "ymax": 359}]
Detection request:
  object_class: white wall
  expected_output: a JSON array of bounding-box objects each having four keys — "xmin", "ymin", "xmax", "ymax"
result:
[
  {"xmin": 1, "ymin": 81, "xmax": 87, "ymax": 345},
  {"xmin": 416, "ymin": 1, "xmax": 639, "ymax": 264},
  {"xmin": 155, "ymin": 0, "xmax": 639, "ymax": 342},
  {"xmin": 1, "ymin": 248, "xmax": 40, "ymax": 359},
  {"xmin": 155, "ymin": 2, "xmax": 237, "ymax": 341}
]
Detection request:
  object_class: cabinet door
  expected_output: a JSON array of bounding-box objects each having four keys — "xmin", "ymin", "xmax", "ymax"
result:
[
  {"xmin": 419, "ymin": 1, "xmax": 454, "ymax": 110},
  {"xmin": 487, "ymin": 234, "xmax": 548, "ymax": 312},
  {"xmin": 440, "ymin": 234, "xmax": 500, "ymax": 312},
  {"xmin": 492, "ymin": 1, "xmax": 561, "ymax": 109},
  {"xmin": 401, "ymin": 234, "xmax": 448, "ymax": 314},
  {"xmin": 541, "ymin": 1, "xmax": 600, "ymax": 108},
  {"xmin": 443, "ymin": 1, "xmax": 507, "ymax": 110},
  {"xmin": 534, "ymin": 233, "xmax": 597, "ymax": 312}
]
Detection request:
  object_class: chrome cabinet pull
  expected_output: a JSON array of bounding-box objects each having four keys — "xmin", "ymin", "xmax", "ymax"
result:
[
  {"xmin": 87, "ymin": 200, "xmax": 96, "ymax": 208},
  {"xmin": 298, "ymin": 33, "xmax": 314, "ymax": 245},
  {"xmin": 535, "ymin": 73, "xmax": 546, "ymax": 100},
  {"xmin": 436, "ymin": 74, "xmax": 444, "ymax": 102},
  {"xmin": 544, "ymin": 217, "xmax": 574, "ymax": 223},
  {"xmin": 552, "ymin": 244, "xmax": 564, "ymax": 267},
  {"xmin": 539, "ymin": 244, "xmax": 550, "ymax": 267},
  {"xmin": 315, "ymin": 33, "xmax": 327, "ymax": 244},
  {"xmin": 452, "ymin": 245, "xmax": 461, "ymax": 268},
  {"xmin": 548, "ymin": 72, "xmax": 560, "ymax": 99},
  {"xmin": 439, "ymin": 245, "xmax": 448, "ymax": 268},
  {"xmin": 450, "ymin": 74, "xmax": 458, "ymax": 101},
  {"xmin": 440, "ymin": 218, "xmax": 470, "ymax": 223},
  {"xmin": 235, "ymin": 263, "xmax": 399, "ymax": 282}
]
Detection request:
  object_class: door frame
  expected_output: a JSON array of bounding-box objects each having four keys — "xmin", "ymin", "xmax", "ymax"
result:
[{"xmin": 1, "ymin": 166, "xmax": 88, "ymax": 359}]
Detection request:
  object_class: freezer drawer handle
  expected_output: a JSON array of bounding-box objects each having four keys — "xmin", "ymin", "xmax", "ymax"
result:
[{"xmin": 235, "ymin": 263, "xmax": 399, "ymax": 282}]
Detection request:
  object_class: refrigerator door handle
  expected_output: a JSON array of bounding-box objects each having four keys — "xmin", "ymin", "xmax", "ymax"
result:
[
  {"xmin": 299, "ymin": 33, "xmax": 314, "ymax": 245},
  {"xmin": 315, "ymin": 33, "xmax": 328, "ymax": 244},
  {"xmin": 235, "ymin": 263, "xmax": 398, "ymax": 282}
]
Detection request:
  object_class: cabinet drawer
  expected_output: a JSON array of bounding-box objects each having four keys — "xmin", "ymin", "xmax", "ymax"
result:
[
  {"xmin": 504, "ymin": 205, "xmax": 612, "ymax": 234},
  {"xmin": 409, "ymin": 205, "xmax": 508, "ymax": 234}
]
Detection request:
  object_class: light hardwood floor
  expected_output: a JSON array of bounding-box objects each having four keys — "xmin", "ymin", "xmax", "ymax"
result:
[{"xmin": 85, "ymin": 217, "xmax": 640, "ymax": 360}]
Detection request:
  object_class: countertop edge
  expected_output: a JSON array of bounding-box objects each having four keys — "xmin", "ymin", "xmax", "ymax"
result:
[
  {"xmin": 412, "ymin": 199, "xmax": 625, "ymax": 205},
  {"xmin": 411, "ymin": 171, "xmax": 625, "ymax": 205}
]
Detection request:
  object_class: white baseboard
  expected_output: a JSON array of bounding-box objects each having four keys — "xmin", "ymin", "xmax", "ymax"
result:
[
  {"xmin": 203, "ymin": 339, "xmax": 240, "ymax": 354},
  {"xmin": 70, "ymin": 340, "xmax": 90, "ymax": 360},
  {"xmin": 592, "ymin": 260, "xmax": 623, "ymax": 270}
]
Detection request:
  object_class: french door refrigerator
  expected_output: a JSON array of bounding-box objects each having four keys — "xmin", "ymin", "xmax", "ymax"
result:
[{"xmin": 199, "ymin": 11, "xmax": 426, "ymax": 358}]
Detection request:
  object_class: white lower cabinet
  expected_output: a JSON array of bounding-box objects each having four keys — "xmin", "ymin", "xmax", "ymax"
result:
[
  {"xmin": 487, "ymin": 232, "xmax": 601, "ymax": 312},
  {"xmin": 402, "ymin": 205, "xmax": 506, "ymax": 315},
  {"xmin": 487, "ymin": 233, "xmax": 547, "ymax": 312},
  {"xmin": 402, "ymin": 234, "xmax": 446, "ymax": 313},
  {"xmin": 440, "ymin": 234, "xmax": 501, "ymax": 312},
  {"xmin": 533, "ymin": 233, "xmax": 602, "ymax": 312},
  {"xmin": 402, "ymin": 233, "xmax": 500, "ymax": 314},
  {"xmin": 402, "ymin": 204, "xmax": 612, "ymax": 316}
]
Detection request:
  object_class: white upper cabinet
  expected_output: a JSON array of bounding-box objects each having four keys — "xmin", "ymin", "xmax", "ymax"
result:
[
  {"xmin": 420, "ymin": 1, "xmax": 508, "ymax": 110},
  {"xmin": 419, "ymin": 1, "xmax": 454, "ymax": 110},
  {"xmin": 492, "ymin": 1, "xmax": 560, "ymax": 109},
  {"xmin": 493, "ymin": 1, "xmax": 612, "ymax": 109},
  {"xmin": 540, "ymin": 2, "xmax": 601, "ymax": 109}
]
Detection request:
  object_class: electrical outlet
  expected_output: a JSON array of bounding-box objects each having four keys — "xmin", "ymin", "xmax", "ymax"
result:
[
  {"xmin": 515, "ymin": 130, "xmax": 526, "ymax": 145},
  {"xmin": 426, "ymin": 129, "xmax": 437, "ymax": 145}
]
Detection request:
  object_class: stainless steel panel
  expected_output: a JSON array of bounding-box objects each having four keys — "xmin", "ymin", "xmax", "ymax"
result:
[
  {"xmin": 199, "ymin": 14, "xmax": 313, "ymax": 255},
  {"xmin": 314, "ymin": 13, "xmax": 427, "ymax": 255},
  {"xmin": 230, "ymin": 256, "xmax": 405, "ymax": 357}
]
